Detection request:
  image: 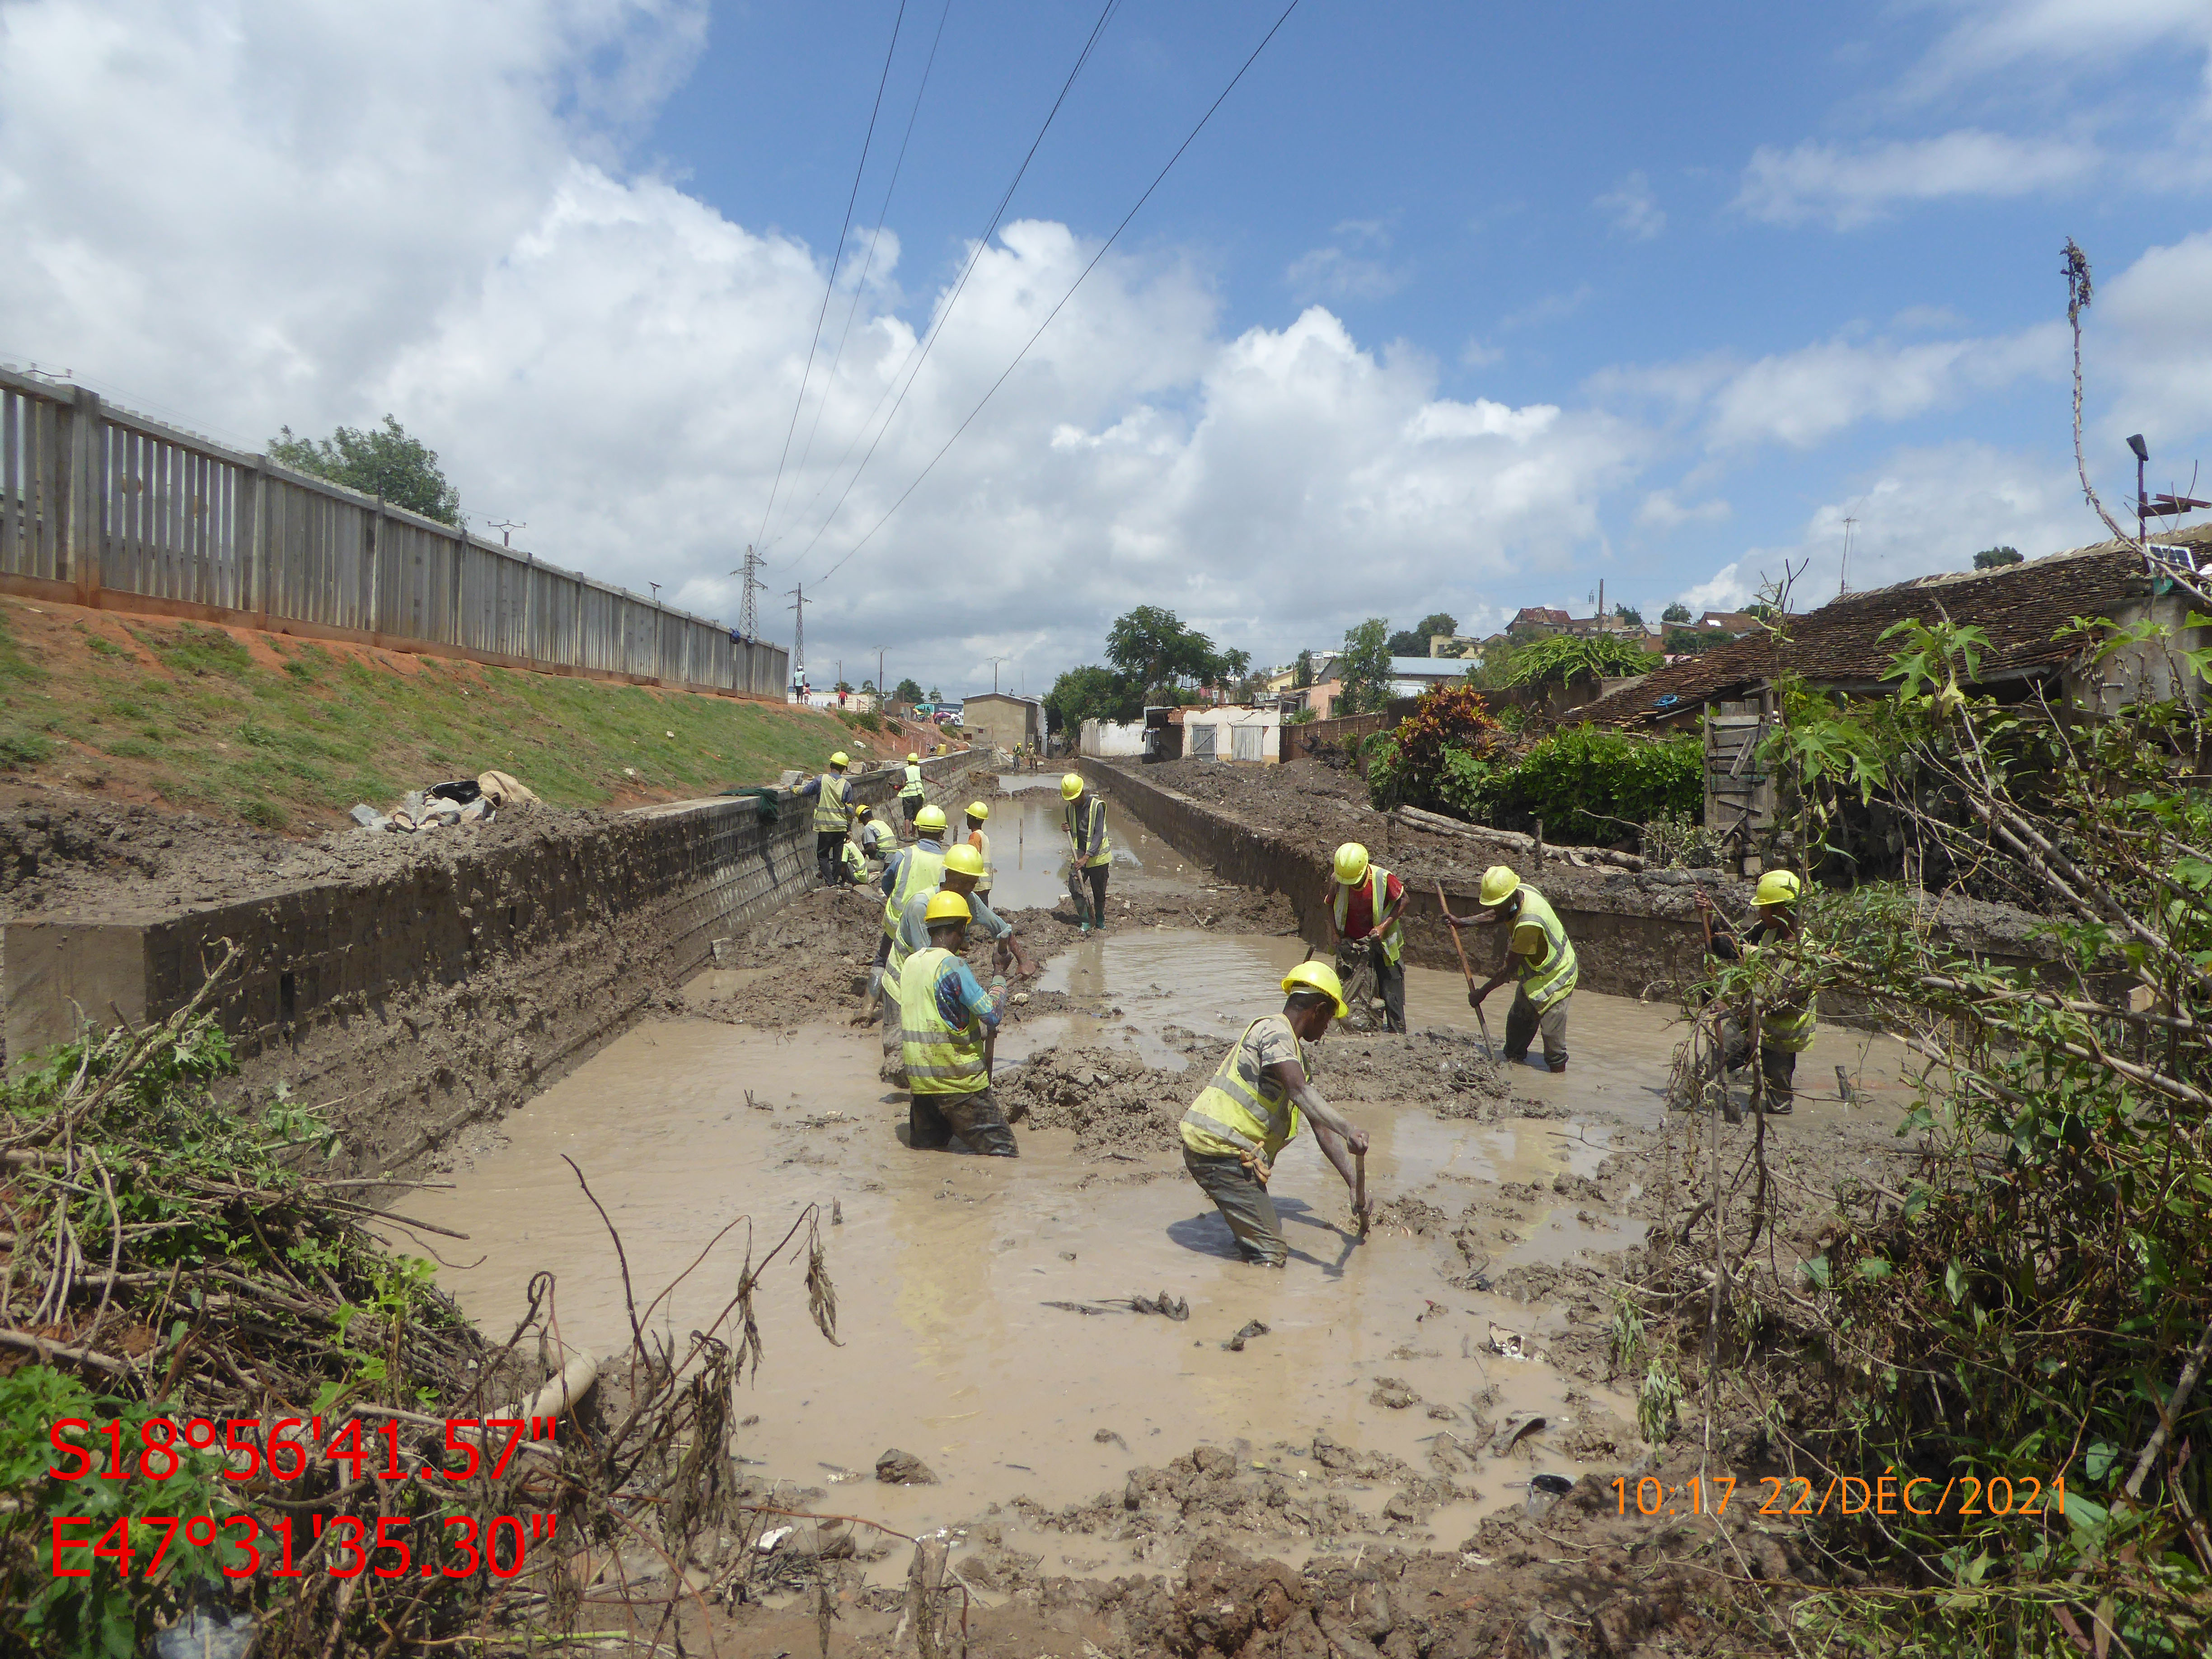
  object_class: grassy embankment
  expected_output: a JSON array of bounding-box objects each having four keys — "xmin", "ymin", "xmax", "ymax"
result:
[{"xmin": 0, "ymin": 597, "xmax": 888, "ymax": 831}]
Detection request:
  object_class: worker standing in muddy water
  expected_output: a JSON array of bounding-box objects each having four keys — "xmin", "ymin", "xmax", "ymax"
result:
[
  {"xmin": 1695, "ymin": 871, "xmax": 1814, "ymax": 1112},
  {"xmin": 870, "ymin": 804, "xmax": 948, "ymax": 1002},
  {"xmin": 899, "ymin": 751, "xmax": 927, "ymax": 838},
  {"xmin": 1442, "ymin": 866, "xmax": 1578, "ymax": 1073},
  {"xmin": 900, "ymin": 890, "xmax": 1017, "ymax": 1155},
  {"xmin": 1321, "ymin": 842, "xmax": 1407, "ymax": 1032},
  {"xmin": 962, "ymin": 801, "xmax": 994, "ymax": 903},
  {"xmin": 1180, "ymin": 962, "xmax": 1372, "ymax": 1267},
  {"xmin": 1061, "ymin": 773, "xmax": 1112, "ymax": 934},
  {"xmin": 880, "ymin": 843, "xmax": 1034, "ymax": 1079},
  {"xmin": 794, "ymin": 751, "xmax": 854, "ymax": 884}
]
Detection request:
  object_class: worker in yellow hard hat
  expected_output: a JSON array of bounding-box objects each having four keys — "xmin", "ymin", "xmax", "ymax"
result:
[
  {"xmin": 1695, "ymin": 869, "xmax": 1813, "ymax": 1114},
  {"xmin": 853, "ymin": 802, "xmax": 895, "ymax": 875},
  {"xmin": 879, "ymin": 842, "xmax": 1034, "ymax": 1081},
  {"xmin": 1441, "ymin": 865, "xmax": 1579, "ymax": 1073},
  {"xmin": 898, "ymin": 751, "xmax": 928, "ymax": 838},
  {"xmin": 870, "ymin": 803, "xmax": 950, "ymax": 1001},
  {"xmin": 1322, "ymin": 842, "xmax": 1407, "ymax": 1032},
  {"xmin": 1178, "ymin": 962, "xmax": 1372, "ymax": 1267},
  {"xmin": 962, "ymin": 801, "xmax": 994, "ymax": 901},
  {"xmin": 1060, "ymin": 772, "xmax": 1112, "ymax": 934},
  {"xmin": 899, "ymin": 890, "xmax": 1017, "ymax": 1156},
  {"xmin": 794, "ymin": 751, "xmax": 855, "ymax": 885}
]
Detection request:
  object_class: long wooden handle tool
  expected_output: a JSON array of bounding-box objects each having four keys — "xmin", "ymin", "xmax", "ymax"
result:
[
  {"xmin": 1355, "ymin": 1153, "xmax": 1370, "ymax": 1239},
  {"xmin": 1439, "ymin": 880, "xmax": 1504, "ymax": 1079}
]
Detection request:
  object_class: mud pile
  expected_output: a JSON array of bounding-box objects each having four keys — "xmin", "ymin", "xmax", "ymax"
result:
[
  {"xmin": 997, "ymin": 1045, "xmax": 1190, "ymax": 1157},
  {"xmin": 1309, "ymin": 1028, "xmax": 1525, "ymax": 1114}
]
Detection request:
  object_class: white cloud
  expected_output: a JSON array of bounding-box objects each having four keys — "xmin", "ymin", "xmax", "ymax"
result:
[
  {"xmin": 0, "ymin": 0, "xmax": 1646, "ymax": 690},
  {"xmin": 1912, "ymin": 0, "xmax": 2212, "ymax": 98},
  {"xmin": 1284, "ymin": 244, "xmax": 1403, "ymax": 303},
  {"xmin": 1674, "ymin": 442, "xmax": 2095, "ymax": 614},
  {"xmin": 2098, "ymin": 228, "xmax": 2212, "ymax": 450},
  {"xmin": 1703, "ymin": 325, "xmax": 2063, "ymax": 449},
  {"xmin": 1593, "ymin": 171, "xmax": 1664, "ymax": 240},
  {"xmin": 1637, "ymin": 490, "xmax": 1731, "ymax": 530},
  {"xmin": 1499, "ymin": 284, "xmax": 1593, "ymax": 331},
  {"xmin": 1735, "ymin": 131, "xmax": 2099, "ymax": 228}
]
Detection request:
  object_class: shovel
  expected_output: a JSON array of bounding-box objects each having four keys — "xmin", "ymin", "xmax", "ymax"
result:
[
  {"xmin": 1439, "ymin": 880, "xmax": 1504, "ymax": 1080},
  {"xmin": 1355, "ymin": 1152, "xmax": 1370, "ymax": 1239}
]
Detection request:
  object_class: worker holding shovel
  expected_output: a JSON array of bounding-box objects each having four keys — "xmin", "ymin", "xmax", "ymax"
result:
[
  {"xmin": 1178, "ymin": 962, "xmax": 1373, "ymax": 1268},
  {"xmin": 1321, "ymin": 842, "xmax": 1408, "ymax": 1032},
  {"xmin": 1441, "ymin": 866, "xmax": 1579, "ymax": 1073}
]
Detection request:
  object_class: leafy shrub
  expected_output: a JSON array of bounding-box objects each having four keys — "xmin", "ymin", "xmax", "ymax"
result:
[
  {"xmin": 1364, "ymin": 684, "xmax": 1501, "ymax": 809},
  {"xmin": 0, "ymin": 729, "xmax": 54, "ymax": 769},
  {"xmin": 1505, "ymin": 632, "xmax": 1653, "ymax": 689},
  {"xmin": 1399, "ymin": 723, "xmax": 1702, "ymax": 844}
]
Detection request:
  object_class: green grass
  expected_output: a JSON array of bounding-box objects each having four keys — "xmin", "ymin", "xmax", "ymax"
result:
[{"xmin": 0, "ymin": 604, "xmax": 876, "ymax": 828}]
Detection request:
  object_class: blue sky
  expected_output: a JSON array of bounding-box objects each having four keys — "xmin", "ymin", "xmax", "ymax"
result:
[{"xmin": 4, "ymin": 0, "xmax": 2210, "ymax": 696}]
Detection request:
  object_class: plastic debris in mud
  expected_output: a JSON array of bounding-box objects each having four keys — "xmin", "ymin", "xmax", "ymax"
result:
[
  {"xmin": 1487, "ymin": 1322, "xmax": 1538, "ymax": 1359},
  {"xmin": 1222, "ymin": 1319, "xmax": 1270, "ymax": 1352}
]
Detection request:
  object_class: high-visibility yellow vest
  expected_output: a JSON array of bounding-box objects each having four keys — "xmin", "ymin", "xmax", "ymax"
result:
[
  {"xmin": 860, "ymin": 820, "xmax": 895, "ymax": 861},
  {"xmin": 898, "ymin": 946, "xmax": 990, "ymax": 1096},
  {"xmin": 900, "ymin": 763, "xmax": 926, "ymax": 800},
  {"xmin": 1064, "ymin": 797, "xmax": 1111, "ymax": 868},
  {"xmin": 1747, "ymin": 923, "xmax": 1817, "ymax": 1052},
  {"xmin": 881, "ymin": 846, "xmax": 945, "ymax": 940},
  {"xmin": 1334, "ymin": 865, "xmax": 1404, "ymax": 965},
  {"xmin": 1509, "ymin": 886, "xmax": 1578, "ymax": 1011},
  {"xmin": 1179, "ymin": 1017, "xmax": 1305, "ymax": 1162},
  {"xmin": 811, "ymin": 772, "xmax": 850, "ymax": 832},
  {"xmin": 839, "ymin": 840, "xmax": 866, "ymax": 881}
]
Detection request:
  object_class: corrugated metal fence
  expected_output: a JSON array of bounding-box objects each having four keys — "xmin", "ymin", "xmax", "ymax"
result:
[{"xmin": 0, "ymin": 367, "xmax": 787, "ymax": 698}]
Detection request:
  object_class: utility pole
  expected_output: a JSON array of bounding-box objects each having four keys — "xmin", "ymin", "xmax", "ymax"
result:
[
  {"xmin": 787, "ymin": 584, "xmax": 806, "ymax": 699},
  {"xmin": 984, "ymin": 655, "xmax": 1008, "ymax": 694},
  {"xmin": 1839, "ymin": 516, "xmax": 1857, "ymax": 595},
  {"xmin": 2129, "ymin": 434, "xmax": 2150, "ymax": 548},
  {"xmin": 872, "ymin": 644, "xmax": 887, "ymax": 707},
  {"xmin": 487, "ymin": 519, "xmax": 526, "ymax": 548}
]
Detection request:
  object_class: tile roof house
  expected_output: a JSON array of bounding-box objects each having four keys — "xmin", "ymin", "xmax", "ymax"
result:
[{"xmin": 1573, "ymin": 523, "xmax": 2212, "ymax": 733}]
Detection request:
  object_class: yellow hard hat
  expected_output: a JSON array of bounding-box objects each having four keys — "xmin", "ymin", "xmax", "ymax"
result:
[
  {"xmin": 1753, "ymin": 869, "xmax": 1803, "ymax": 908},
  {"xmin": 907, "ymin": 751, "xmax": 919, "ymax": 763},
  {"xmin": 830, "ymin": 751, "xmax": 849, "ymax": 768},
  {"xmin": 923, "ymin": 890, "xmax": 972, "ymax": 926},
  {"xmin": 1333, "ymin": 842, "xmax": 1370, "ymax": 884},
  {"xmin": 915, "ymin": 804, "xmax": 947, "ymax": 833},
  {"xmin": 1060, "ymin": 772, "xmax": 1084, "ymax": 800},
  {"xmin": 965, "ymin": 800, "xmax": 990, "ymax": 821},
  {"xmin": 942, "ymin": 844, "xmax": 986, "ymax": 878},
  {"xmin": 1479, "ymin": 865, "xmax": 1521, "ymax": 907},
  {"xmin": 854, "ymin": 803, "xmax": 871, "ymax": 817},
  {"xmin": 1280, "ymin": 961, "xmax": 1350, "ymax": 1018},
  {"xmin": 1509, "ymin": 922, "xmax": 1545, "ymax": 956}
]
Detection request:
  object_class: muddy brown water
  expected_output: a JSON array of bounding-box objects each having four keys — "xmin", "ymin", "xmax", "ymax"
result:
[
  {"xmin": 408, "ymin": 917, "xmax": 1918, "ymax": 1577},
  {"xmin": 974, "ymin": 773, "xmax": 1202, "ymax": 911}
]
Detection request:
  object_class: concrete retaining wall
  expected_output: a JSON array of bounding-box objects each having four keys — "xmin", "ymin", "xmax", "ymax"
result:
[
  {"xmin": 3, "ymin": 751, "xmax": 979, "ymax": 1172},
  {"xmin": 1077, "ymin": 758, "xmax": 2054, "ymax": 1013}
]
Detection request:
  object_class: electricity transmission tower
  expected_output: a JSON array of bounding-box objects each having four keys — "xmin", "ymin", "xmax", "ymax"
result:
[{"xmin": 787, "ymin": 584, "xmax": 807, "ymax": 695}]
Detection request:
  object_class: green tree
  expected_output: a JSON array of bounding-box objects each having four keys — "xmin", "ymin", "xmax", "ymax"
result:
[
  {"xmin": 861, "ymin": 678, "xmax": 877, "ymax": 694},
  {"xmin": 269, "ymin": 415, "xmax": 463, "ymax": 525},
  {"xmin": 1416, "ymin": 612, "xmax": 1457, "ymax": 642},
  {"xmin": 1042, "ymin": 665, "xmax": 1133, "ymax": 733},
  {"xmin": 1293, "ymin": 649, "xmax": 1314, "ymax": 689},
  {"xmin": 1614, "ymin": 603, "xmax": 1644, "ymax": 628},
  {"xmin": 1506, "ymin": 632, "xmax": 1652, "ymax": 690},
  {"xmin": 1105, "ymin": 605, "xmax": 1237, "ymax": 699},
  {"xmin": 1973, "ymin": 544, "xmax": 2023, "ymax": 569},
  {"xmin": 894, "ymin": 677, "xmax": 924, "ymax": 704},
  {"xmin": 1661, "ymin": 601, "xmax": 1692, "ymax": 623},
  {"xmin": 928, "ymin": 687, "xmax": 942, "ymax": 701},
  {"xmin": 1336, "ymin": 619, "xmax": 1395, "ymax": 715},
  {"xmin": 1664, "ymin": 627, "xmax": 1736, "ymax": 656},
  {"xmin": 834, "ymin": 680, "xmax": 853, "ymax": 694}
]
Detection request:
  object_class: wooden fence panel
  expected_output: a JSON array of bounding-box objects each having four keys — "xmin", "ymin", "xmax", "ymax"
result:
[{"xmin": 0, "ymin": 384, "xmax": 63, "ymax": 581}]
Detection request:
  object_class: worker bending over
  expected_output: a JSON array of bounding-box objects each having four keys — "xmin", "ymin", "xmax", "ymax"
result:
[
  {"xmin": 880, "ymin": 843, "xmax": 1032, "ymax": 1078},
  {"xmin": 962, "ymin": 801, "xmax": 993, "ymax": 901},
  {"xmin": 900, "ymin": 892, "xmax": 1017, "ymax": 1156},
  {"xmin": 1061, "ymin": 772, "xmax": 1112, "ymax": 933},
  {"xmin": 1443, "ymin": 866, "xmax": 1578, "ymax": 1073},
  {"xmin": 1322, "ymin": 842, "xmax": 1407, "ymax": 1032},
  {"xmin": 1696, "ymin": 870, "xmax": 1814, "ymax": 1113},
  {"xmin": 1180, "ymin": 962, "xmax": 1371, "ymax": 1267},
  {"xmin": 898, "ymin": 752, "xmax": 927, "ymax": 838},
  {"xmin": 872, "ymin": 804, "xmax": 948, "ymax": 998},
  {"xmin": 793, "ymin": 751, "xmax": 854, "ymax": 885},
  {"xmin": 855, "ymin": 803, "xmax": 895, "ymax": 874}
]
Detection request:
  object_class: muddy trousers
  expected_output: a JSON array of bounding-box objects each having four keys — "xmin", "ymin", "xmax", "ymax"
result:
[
  {"xmin": 909, "ymin": 1088, "xmax": 1017, "ymax": 1156},
  {"xmin": 1182, "ymin": 1147, "xmax": 1286, "ymax": 1267},
  {"xmin": 1717, "ymin": 1017, "xmax": 1796, "ymax": 1108},
  {"xmin": 1503, "ymin": 987, "xmax": 1570, "ymax": 1070},
  {"xmin": 815, "ymin": 831, "xmax": 847, "ymax": 885},
  {"xmin": 1363, "ymin": 940, "xmax": 1406, "ymax": 1033},
  {"xmin": 1070, "ymin": 862, "xmax": 1109, "ymax": 926}
]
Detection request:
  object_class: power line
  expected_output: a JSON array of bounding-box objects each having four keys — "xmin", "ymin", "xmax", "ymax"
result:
[
  {"xmin": 783, "ymin": 0, "xmax": 1125, "ymax": 569},
  {"xmin": 752, "ymin": 0, "xmax": 911, "ymax": 557},
  {"xmin": 789, "ymin": 0, "xmax": 955, "ymax": 497},
  {"xmin": 815, "ymin": 0, "xmax": 1303, "ymax": 586}
]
